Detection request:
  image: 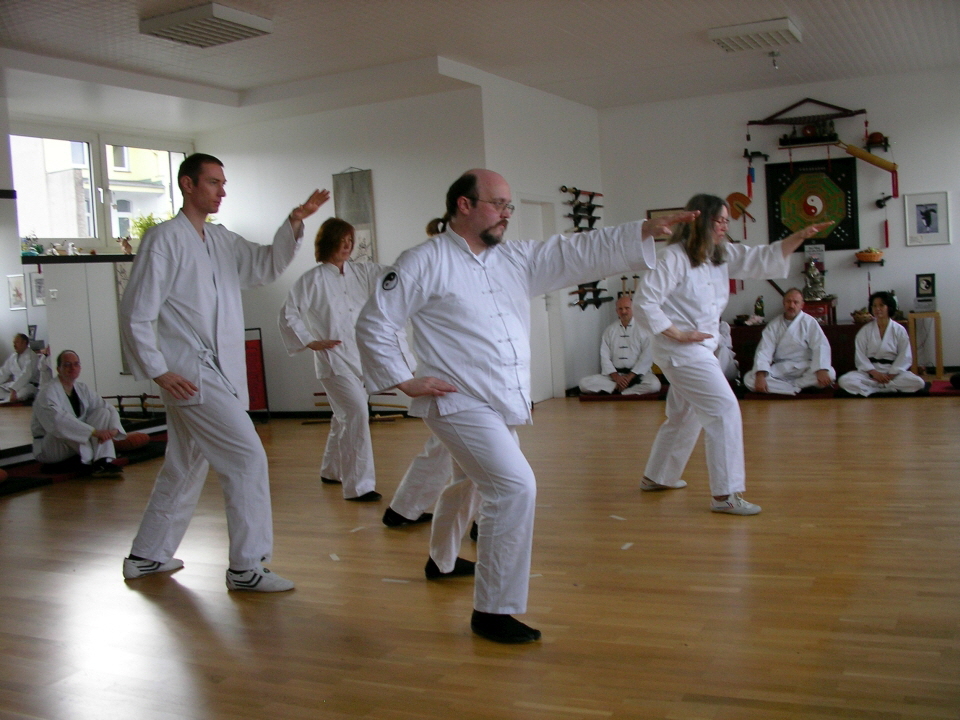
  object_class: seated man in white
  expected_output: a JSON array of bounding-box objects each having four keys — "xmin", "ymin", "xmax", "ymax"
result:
[
  {"xmin": 743, "ymin": 288, "xmax": 836, "ymax": 395},
  {"xmin": 838, "ymin": 291, "xmax": 925, "ymax": 396},
  {"xmin": 0, "ymin": 333, "xmax": 39, "ymax": 403},
  {"xmin": 579, "ymin": 294, "xmax": 661, "ymax": 396},
  {"xmin": 715, "ymin": 320, "xmax": 739, "ymax": 382},
  {"xmin": 31, "ymin": 349, "xmax": 127, "ymax": 474}
]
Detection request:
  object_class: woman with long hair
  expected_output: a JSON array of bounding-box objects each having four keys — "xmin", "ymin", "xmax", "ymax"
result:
[{"xmin": 634, "ymin": 194, "xmax": 831, "ymax": 515}]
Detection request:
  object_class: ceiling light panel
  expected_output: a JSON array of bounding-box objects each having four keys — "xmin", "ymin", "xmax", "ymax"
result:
[
  {"xmin": 708, "ymin": 17, "xmax": 802, "ymax": 53},
  {"xmin": 140, "ymin": 3, "xmax": 272, "ymax": 48}
]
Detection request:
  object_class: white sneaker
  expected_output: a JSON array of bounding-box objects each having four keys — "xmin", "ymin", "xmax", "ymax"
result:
[
  {"xmin": 711, "ymin": 494, "xmax": 761, "ymax": 515},
  {"xmin": 641, "ymin": 477, "xmax": 687, "ymax": 491},
  {"xmin": 225, "ymin": 564, "xmax": 295, "ymax": 592},
  {"xmin": 123, "ymin": 556, "xmax": 184, "ymax": 579}
]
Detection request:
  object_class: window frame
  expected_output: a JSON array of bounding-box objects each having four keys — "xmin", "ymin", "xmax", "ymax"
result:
[{"xmin": 10, "ymin": 121, "xmax": 193, "ymax": 249}]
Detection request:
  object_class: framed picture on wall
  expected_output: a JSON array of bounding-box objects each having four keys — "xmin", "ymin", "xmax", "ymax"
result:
[
  {"xmin": 30, "ymin": 272, "xmax": 45, "ymax": 306},
  {"xmin": 645, "ymin": 207, "xmax": 684, "ymax": 241},
  {"xmin": 916, "ymin": 273, "xmax": 936, "ymax": 298},
  {"xmin": 905, "ymin": 192, "xmax": 951, "ymax": 246},
  {"xmin": 7, "ymin": 274, "xmax": 26, "ymax": 310}
]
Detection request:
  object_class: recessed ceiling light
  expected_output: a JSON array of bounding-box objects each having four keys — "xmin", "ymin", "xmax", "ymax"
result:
[{"xmin": 140, "ymin": 3, "xmax": 272, "ymax": 49}]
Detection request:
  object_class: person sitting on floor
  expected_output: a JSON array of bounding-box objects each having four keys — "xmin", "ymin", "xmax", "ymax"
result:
[
  {"xmin": 743, "ymin": 288, "xmax": 835, "ymax": 395},
  {"xmin": 837, "ymin": 291, "xmax": 926, "ymax": 397},
  {"xmin": 715, "ymin": 319, "xmax": 739, "ymax": 383},
  {"xmin": 579, "ymin": 294, "xmax": 661, "ymax": 396},
  {"xmin": 30, "ymin": 349, "xmax": 128, "ymax": 475},
  {"xmin": 0, "ymin": 333, "xmax": 39, "ymax": 404}
]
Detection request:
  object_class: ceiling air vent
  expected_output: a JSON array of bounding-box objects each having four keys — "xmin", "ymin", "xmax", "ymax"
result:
[
  {"xmin": 140, "ymin": 3, "xmax": 272, "ymax": 48},
  {"xmin": 707, "ymin": 17, "xmax": 802, "ymax": 52}
]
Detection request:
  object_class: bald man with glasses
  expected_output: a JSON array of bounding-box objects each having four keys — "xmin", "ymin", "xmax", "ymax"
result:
[{"xmin": 357, "ymin": 168, "xmax": 694, "ymax": 644}]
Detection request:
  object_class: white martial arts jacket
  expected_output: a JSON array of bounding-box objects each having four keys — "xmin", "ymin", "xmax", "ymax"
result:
[
  {"xmin": 635, "ymin": 241, "xmax": 789, "ymax": 368},
  {"xmin": 31, "ymin": 379, "xmax": 125, "ymax": 455},
  {"xmin": 599, "ymin": 319, "xmax": 654, "ymax": 376},
  {"xmin": 120, "ymin": 211, "xmax": 302, "ymax": 408},
  {"xmin": 0, "ymin": 347, "xmax": 39, "ymax": 396},
  {"xmin": 278, "ymin": 261, "xmax": 388, "ymax": 379},
  {"xmin": 853, "ymin": 320, "xmax": 912, "ymax": 373},
  {"xmin": 753, "ymin": 311, "xmax": 832, "ymax": 377},
  {"xmin": 357, "ymin": 222, "xmax": 656, "ymax": 426}
]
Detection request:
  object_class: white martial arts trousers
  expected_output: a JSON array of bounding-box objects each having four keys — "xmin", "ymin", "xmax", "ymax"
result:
[
  {"xmin": 389, "ymin": 433, "xmax": 453, "ymax": 519},
  {"xmin": 579, "ymin": 373, "xmax": 662, "ymax": 396},
  {"xmin": 644, "ymin": 353, "xmax": 744, "ymax": 497},
  {"xmin": 318, "ymin": 372, "xmax": 376, "ymax": 498},
  {"xmin": 35, "ymin": 406, "xmax": 118, "ymax": 464},
  {"xmin": 837, "ymin": 368, "xmax": 925, "ymax": 396},
  {"xmin": 130, "ymin": 365, "xmax": 273, "ymax": 571},
  {"xmin": 423, "ymin": 403, "xmax": 535, "ymax": 615},
  {"xmin": 743, "ymin": 366, "xmax": 836, "ymax": 395}
]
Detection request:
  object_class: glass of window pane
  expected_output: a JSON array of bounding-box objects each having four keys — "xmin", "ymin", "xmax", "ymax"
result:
[
  {"xmin": 106, "ymin": 145, "xmax": 185, "ymax": 246},
  {"xmin": 10, "ymin": 136, "xmax": 96, "ymax": 241}
]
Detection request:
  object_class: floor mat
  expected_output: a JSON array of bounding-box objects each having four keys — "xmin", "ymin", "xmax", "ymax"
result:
[{"xmin": 0, "ymin": 434, "xmax": 166, "ymax": 497}]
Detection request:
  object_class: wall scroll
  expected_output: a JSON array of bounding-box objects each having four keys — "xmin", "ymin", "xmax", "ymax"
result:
[{"xmin": 333, "ymin": 168, "xmax": 377, "ymax": 263}]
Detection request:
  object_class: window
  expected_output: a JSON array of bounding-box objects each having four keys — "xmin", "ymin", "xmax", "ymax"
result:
[
  {"xmin": 9, "ymin": 126, "xmax": 191, "ymax": 250},
  {"xmin": 111, "ymin": 145, "xmax": 130, "ymax": 171}
]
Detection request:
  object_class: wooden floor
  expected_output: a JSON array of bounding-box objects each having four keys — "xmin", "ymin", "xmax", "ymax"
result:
[{"xmin": 1, "ymin": 397, "xmax": 958, "ymax": 719}]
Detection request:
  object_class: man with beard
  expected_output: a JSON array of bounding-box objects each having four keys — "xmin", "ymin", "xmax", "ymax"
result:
[{"xmin": 356, "ymin": 169, "xmax": 695, "ymax": 643}]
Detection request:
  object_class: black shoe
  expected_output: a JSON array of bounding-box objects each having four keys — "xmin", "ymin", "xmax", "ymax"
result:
[
  {"xmin": 346, "ymin": 491, "xmax": 382, "ymax": 502},
  {"xmin": 382, "ymin": 507, "xmax": 433, "ymax": 527},
  {"xmin": 92, "ymin": 458, "xmax": 125, "ymax": 477},
  {"xmin": 321, "ymin": 477, "xmax": 342, "ymax": 485},
  {"xmin": 425, "ymin": 556, "xmax": 475, "ymax": 580},
  {"xmin": 470, "ymin": 610, "xmax": 541, "ymax": 644},
  {"xmin": 469, "ymin": 521, "xmax": 479, "ymax": 542}
]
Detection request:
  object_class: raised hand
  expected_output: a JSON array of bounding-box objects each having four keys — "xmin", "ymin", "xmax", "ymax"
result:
[
  {"xmin": 642, "ymin": 210, "xmax": 700, "ymax": 239},
  {"xmin": 290, "ymin": 189, "xmax": 331, "ymax": 223}
]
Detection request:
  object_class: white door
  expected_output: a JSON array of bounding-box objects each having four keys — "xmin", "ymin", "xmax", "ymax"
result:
[{"xmin": 518, "ymin": 200, "xmax": 558, "ymax": 404}]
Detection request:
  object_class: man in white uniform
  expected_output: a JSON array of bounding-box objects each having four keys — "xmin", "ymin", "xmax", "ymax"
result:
[
  {"xmin": 743, "ymin": 288, "xmax": 835, "ymax": 395},
  {"xmin": 579, "ymin": 294, "xmax": 661, "ymax": 396},
  {"xmin": 356, "ymin": 169, "xmax": 693, "ymax": 643},
  {"xmin": 120, "ymin": 152, "xmax": 328, "ymax": 591},
  {"xmin": 0, "ymin": 333, "xmax": 39, "ymax": 403},
  {"xmin": 31, "ymin": 349, "xmax": 126, "ymax": 474}
]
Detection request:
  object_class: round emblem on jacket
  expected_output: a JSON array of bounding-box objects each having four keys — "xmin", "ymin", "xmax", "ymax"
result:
[{"xmin": 382, "ymin": 271, "xmax": 398, "ymax": 291}]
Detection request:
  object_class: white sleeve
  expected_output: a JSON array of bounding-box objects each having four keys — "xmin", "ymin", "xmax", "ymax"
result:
[
  {"xmin": 634, "ymin": 248, "xmax": 685, "ymax": 336},
  {"xmin": 356, "ymin": 263, "xmax": 426, "ymax": 394},
  {"xmin": 278, "ymin": 275, "xmax": 317, "ymax": 355},
  {"xmin": 752, "ymin": 323, "xmax": 779, "ymax": 374}
]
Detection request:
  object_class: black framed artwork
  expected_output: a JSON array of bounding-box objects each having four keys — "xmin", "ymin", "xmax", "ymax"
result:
[
  {"xmin": 764, "ymin": 157, "xmax": 859, "ymax": 251},
  {"xmin": 916, "ymin": 273, "xmax": 936, "ymax": 298}
]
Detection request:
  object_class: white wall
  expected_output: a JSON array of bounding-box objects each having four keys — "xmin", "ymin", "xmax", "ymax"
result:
[
  {"xmin": 0, "ymin": 74, "xmax": 28, "ymax": 351},
  {"xmin": 196, "ymin": 88, "xmax": 485, "ymax": 412},
  {"xmin": 600, "ymin": 67, "xmax": 960, "ymax": 366}
]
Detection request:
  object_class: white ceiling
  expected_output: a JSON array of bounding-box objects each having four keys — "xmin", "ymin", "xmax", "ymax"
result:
[{"xmin": 1, "ymin": 0, "xmax": 959, "ymax": 135}]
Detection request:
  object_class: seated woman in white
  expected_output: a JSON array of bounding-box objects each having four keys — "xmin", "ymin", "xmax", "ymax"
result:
[
  {"xmin": 31, "ymin": 349, "xmax": 127, "ymax": 473},
  {"xmin": 837, "ymin": 291, "xmax": 925, "ymax": 396}
]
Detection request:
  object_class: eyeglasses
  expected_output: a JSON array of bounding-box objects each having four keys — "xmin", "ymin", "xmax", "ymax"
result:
[
  {"xmin": 475, "ymin": 198, "xmax": 515, "ymax": 214},
  {"xmin": 713, "ymin": 217, "xmax": 730, "ymax": 226}
]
